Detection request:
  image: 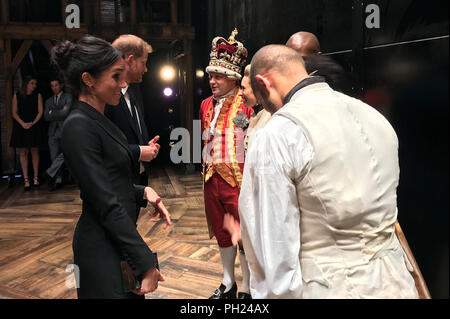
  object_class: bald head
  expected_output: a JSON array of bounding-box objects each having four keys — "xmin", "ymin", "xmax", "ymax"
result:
[
  {"xmin": 250, "ymin": 44, "xmax": 306, "ymax": 89},
  {"xmin": 286, "ymin": 31, "xmax": 321, "ymax": 56},
  {"xmin": 250, "ymin": 45, "xmax": 309, "ymax": 113}
]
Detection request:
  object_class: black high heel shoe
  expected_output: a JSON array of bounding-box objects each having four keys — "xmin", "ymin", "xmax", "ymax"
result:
[
  {"xmin": 24, "ymin": 178, "xmax": 31, "ymax": 191},
  {"xmin": 33, "ymin": 176, "xmax": 40, "ymax": 187}
]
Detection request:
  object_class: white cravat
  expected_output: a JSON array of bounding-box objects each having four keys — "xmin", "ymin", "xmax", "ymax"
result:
[{"xmin": 209, "ymin": 88, "xmax": 236, "ymax": 136}]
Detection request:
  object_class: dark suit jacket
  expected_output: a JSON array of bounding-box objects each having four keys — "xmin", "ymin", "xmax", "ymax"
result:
[
  {"xmin": 304, "ymin": 54, "xmax": 353, "ymax": 96},
  {"xmin": 44, "ymin": 92, "xmax": 73, "ymax": 138},
  {"xmin": 104, "ymin": 84, "xmax": 150, "ymax": 179},
  {"xmin": 61, "ymin": 100, "xmax": 156, "ymax": 298}
]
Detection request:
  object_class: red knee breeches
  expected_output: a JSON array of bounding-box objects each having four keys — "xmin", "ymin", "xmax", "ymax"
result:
[{"xmin": 204, "ymin": 174, "xmax": 240, "ymax": 248}]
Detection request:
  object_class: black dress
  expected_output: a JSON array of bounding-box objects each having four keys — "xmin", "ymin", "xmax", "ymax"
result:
[{"xmin": 10, "ymin": 92, "xmax": 45, "ymax": 148}]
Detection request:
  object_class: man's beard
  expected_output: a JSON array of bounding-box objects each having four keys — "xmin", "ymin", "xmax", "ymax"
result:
[
  {"xmin": 262, "ymin": 97, "xmax": 278, "ymax": 114},
  {"xmin": 257, "ymin": 90, "xmax": 278, "ymax": 114}
]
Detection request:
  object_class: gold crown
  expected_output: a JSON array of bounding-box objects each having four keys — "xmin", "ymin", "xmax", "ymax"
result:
[{"xmin": 206, "ymin": 29, "xmax": 247, "ymax": 80}]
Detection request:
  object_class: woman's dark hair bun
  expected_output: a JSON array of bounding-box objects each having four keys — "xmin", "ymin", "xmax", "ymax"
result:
[
  {"xmin": 49, "ymin": 35, "xmax": 122, "ymax": 95},
  {"xmin": 51, "ymin": 40, "xmax": 76, "ymax": 70}
]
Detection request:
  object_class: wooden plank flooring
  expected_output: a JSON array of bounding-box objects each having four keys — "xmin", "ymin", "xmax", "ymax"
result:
[{"xmin": 0, "ymin": 166, "xmax": 243, "ymax": 299}]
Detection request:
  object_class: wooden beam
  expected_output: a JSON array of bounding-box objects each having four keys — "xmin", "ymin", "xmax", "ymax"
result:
[
  {"xmin": 130, "ymin": 0, "xmax": 137, "ymax": 25},
  {"xmin": 0, "ymin": 24, "xmax": 89, "ymax": 40},
  {"xmin": 3, "ymin": 39, "xmax": 14, "ymax": 172},
  {"xmin": 1, "ymin": 0, "xmax": 9, "ymax": 24},
  {"xmin": 61, "ymin": 0, "xmax": 69, "ymax": 24},
  {"xmin": 11, "ymin": 40, "xmax": 33, "ymax": 75},
  {"xmin": 89, "ymin": 23, "xmax": 195, "ymax": 42},
  {"xmin": 3, "ymin": 38, "xmax": 11, "ymax": 78},
  {"xmin": 182, "ymin": 39, "xmax": 193, "ymax": 161},
  {"xmin": 114, "ymin": 0, "xmax": 120, "ymax": 25},
  {"xmin": 170, "ymin": 0, "xmax": 178, "ymax": 25},
  {"xmin": 160, "ymin": 24, "xmax": 195, "ymax": 40},
  {"xmin": 83, "ymin": 0, "xmax": 91, "ymax": 26},
  {"xmin": 184, "ymin": 0, "xmax": 191, "ymax": 25},
  {"xmin": 40, "ymin": 40, "xmax": 54, "ymax": 55},
  {"xmin": 93, "ymin": 0, "xmax": 101, "ymax": 27}
]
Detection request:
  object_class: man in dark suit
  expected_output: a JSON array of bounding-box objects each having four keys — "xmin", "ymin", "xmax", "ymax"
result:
[
  {"xmin": 44, "ymin": 78, "xmax": 72, "ymax": 190},
  {"xmin": 105, "ymin": 34, "xmax": 160, "ymax": 186},
  {"xmin": 286, "ymin": 31, "xmax": 353, "ymax": 95}
]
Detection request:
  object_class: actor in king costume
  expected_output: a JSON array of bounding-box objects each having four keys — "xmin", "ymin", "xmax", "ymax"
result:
[{"xmin": 199, "ymin": 29, "xmax": 253, "ymax": 299}]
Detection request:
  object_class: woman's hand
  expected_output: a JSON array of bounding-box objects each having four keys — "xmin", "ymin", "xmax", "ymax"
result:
[
  {"xmin": 144, "ymin": 187, "xmax": 172, "ymax": 229},
  {"xmin": 143, "ymin": 186, "xmax": 161, "ymax": 206},
  {"xmin": 148, "ymin": 201, "xmax": 172, "ymax": 229},
  {"xmin": 22, "ymin": 122, "xmax": 32, "ymax": 129},
  {"xmin": 132, "ymin": 266, "xmax": 165, "ymax": 296}
]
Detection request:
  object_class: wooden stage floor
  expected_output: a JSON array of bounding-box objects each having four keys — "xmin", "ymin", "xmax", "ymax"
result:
[{"xmin": 0, "ymin": 166, "xmax": 243, "ymax": 299}]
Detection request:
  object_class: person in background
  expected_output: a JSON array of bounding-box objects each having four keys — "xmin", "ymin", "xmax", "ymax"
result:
[
  {"xmin": 286, "ymin": 31, "xmax": 352, "ymax": 95},
  {"xmin": 44, "ymin": 78, "xmax": 72, "ymax": 191},
  {"xmin": 52, "ymin": 35, "xmax": 171, "ymax": 299},
  {"xmin": 240, "ymin": 64, "xmax": 271, "ymax": 154},
  {"xmin": 10, "ymin": 75, "xmax": 44, "ymax": 190},
  {"xmin": 222, "ymin": 63, "xmax": 271, "ymax": 299}
]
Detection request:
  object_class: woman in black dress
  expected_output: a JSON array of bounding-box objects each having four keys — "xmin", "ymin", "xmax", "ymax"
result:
[
  {"xmin": 51, "ymin": 35, "xmax": 171, "ymax": 298},
  {"xmin": 10, "ymin": 76, "xmax": 44, "ymax": 190}
]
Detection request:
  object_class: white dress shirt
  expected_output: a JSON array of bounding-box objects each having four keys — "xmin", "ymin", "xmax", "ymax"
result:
[{"xmin": 239, "ymin": 113, "xmax": 314, "ymax": 299}]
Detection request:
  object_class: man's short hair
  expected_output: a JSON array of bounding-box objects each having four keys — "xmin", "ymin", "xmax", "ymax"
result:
[
  {"xmin": 112, "ymin": 34, "xmax": 152, "ymax": 58},
  {"xmin": 250, "ymin": 45, "xmax": 304, "ymax": 89}
]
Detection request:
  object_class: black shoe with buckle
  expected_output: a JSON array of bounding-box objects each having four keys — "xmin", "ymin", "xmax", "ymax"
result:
[
  {"xmin": 209, "ymin": 282, "xmax": 237, "ymax": 299},
  {"xmin": 238, "ymin": 292, "xmax": 252, "ymax": 299}
]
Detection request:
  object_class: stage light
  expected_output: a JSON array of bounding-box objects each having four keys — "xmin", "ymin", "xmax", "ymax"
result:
[
  {"xmin": 163, "ymin": 87, "xmax": 173, "ymax": 97},
  {"xmin": 196, "ymin": 69, "xmax": 205, "ymax": 78},
  {"xmin": 160, "ymin": 65, "xmax": 176, "ymax": 81}
]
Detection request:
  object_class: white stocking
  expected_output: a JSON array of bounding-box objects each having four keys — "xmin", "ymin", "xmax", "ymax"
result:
[{"xmin": 219, "ymin": 245, "xmax": 237, "ymax": 292}]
